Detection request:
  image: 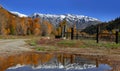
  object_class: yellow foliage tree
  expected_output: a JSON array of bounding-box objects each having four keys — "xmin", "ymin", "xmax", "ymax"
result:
[{"xmin": 33, "ymin": 18, "xmax": 41, "ymax": 36}]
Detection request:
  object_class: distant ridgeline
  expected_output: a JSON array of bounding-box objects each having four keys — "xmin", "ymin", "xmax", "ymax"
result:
[
  {"xmin": 82, "ymin": 17, "xmax": 120, "ymax": 35},
  {"xmin": 30, "ymin": 13, "xmax": 101, "ymax": 29},
  {"xmin": 0, "ymin": 5, "xmax": 100, "ymax": 36}
]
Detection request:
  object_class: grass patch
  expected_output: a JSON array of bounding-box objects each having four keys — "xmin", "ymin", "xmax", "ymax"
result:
[
  {"xmin": 36, "ymin": 47, "xmax": 46, "ymax": 51},
  {"xmin": 104, "ymin": 43, "xmax": 120, "ymax": 49},
  {"xmin": 57, "ymin": 40, "xmax": 76, "ymax": 47},
  {"xmin": 26, "ymin": 39, "xmax": 37, "ymax": 46},
  {"xmin": 35, "ymin": 46, "xmax": 58, "ymax": 51},
  {"xmin": 80, "ymin": 39, "xmax": 120, "ymax": 49},
  {"xmin": 79, "ymin": 45, "xmax": 87, "ymax": 48},
  {"xmin": 26, "ymin": 37, "xmax": 120, "ymax": 50}
]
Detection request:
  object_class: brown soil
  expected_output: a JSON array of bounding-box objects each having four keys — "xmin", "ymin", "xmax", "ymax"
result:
[{"xmin": 0, "ymin": 39, "xmax": 32, "ymax": 57}]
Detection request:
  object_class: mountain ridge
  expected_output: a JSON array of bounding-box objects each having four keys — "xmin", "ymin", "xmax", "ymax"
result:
[
  {"xmin": 31, "ymin": 13, "xmax": 101, "ymax": 29},
  {"xmin": 31, "ymin": 13, "xmax": 99, "ymax": 21},
  {"xmin": 10, "ymin": 11, "xmax": 101, "ymax": 29},
  {"xmin": 11, "ymin": 11, "xmax": 100, "ymax": 21}
]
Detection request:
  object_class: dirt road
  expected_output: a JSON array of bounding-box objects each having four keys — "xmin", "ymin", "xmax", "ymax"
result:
[{"xmin": 0, "ymin": 39, "xmax": 32, "ymax": 57}]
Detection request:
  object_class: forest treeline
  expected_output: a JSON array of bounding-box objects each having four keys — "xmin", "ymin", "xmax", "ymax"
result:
[
  {"xmin": 0, "ymin": 6, "xmax": 53, "ymax": 36},
  {"xmin": 82, "ymin": 17, "xmax": 120, "ymax": 34},
  {"xmin": 0, "ymin": 5, "xmax": 74, "ymax": 36}
]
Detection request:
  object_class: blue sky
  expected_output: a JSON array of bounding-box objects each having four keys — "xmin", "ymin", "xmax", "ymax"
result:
[{"xmin": 0, "ymin": 0, "xmax": 120, "ymax": 22}]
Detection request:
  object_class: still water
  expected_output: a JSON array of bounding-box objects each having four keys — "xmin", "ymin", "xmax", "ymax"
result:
[{"xmin": 0, "ymin": 52, "xmax": 115, "ymax": 71}]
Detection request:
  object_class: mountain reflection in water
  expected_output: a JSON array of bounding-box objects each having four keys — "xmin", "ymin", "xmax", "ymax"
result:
[
  {"xmin": 0, "ymin": 52, "xmax": 112, "ymax": 71},
  {"xmin": 6, "ymin": 63, "xmax": 111, "ymax": 71}
]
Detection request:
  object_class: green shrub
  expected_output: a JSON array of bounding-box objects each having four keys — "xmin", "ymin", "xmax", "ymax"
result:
[
  {"xmin": 36, "ymin": 47, "xmax": 45, "ymax": 51},
  {"xmin": 27, "ymin": 40, "xmax": 37, "ymax": 46},
  {"xmin": 57, "ymin": 40, "xmax": 76, "ymax": 47}
]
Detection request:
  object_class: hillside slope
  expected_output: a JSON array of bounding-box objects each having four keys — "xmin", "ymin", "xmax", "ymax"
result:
[{"xmin": 82, "ymin": 17, "xmax": 120, "ymax": 34}]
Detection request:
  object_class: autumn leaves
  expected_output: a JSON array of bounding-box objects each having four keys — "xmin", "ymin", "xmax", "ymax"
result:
[{"xmin": 0, "ymin": 6, "xmax": 53, "ymax": 36}]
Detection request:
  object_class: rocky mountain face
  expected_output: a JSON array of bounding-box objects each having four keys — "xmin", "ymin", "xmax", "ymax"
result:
[
  {"xmin": 30, "ymin": 13, "xmax": 101, "ymax": 29},
  {"xmin": 10, "ymin": 9, "xmax": 101, "ymax": 29}
]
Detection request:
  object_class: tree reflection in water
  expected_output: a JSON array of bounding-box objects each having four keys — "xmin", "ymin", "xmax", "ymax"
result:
[{"xmin": 0, "ymin": 52, "xmax": 113, "ymax": 71}]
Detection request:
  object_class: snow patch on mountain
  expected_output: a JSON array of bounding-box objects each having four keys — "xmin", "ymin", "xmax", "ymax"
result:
[
  {"xmin": 31, "ymin": 13, "xmax": 101, "ymax": 29},
  {"xmin": 10, "ymin": 11, "xmax": 28, "ymax": 17},
  {"xmin": 31, "ymin": 13, "xmax": 99, "ymax": 22}
]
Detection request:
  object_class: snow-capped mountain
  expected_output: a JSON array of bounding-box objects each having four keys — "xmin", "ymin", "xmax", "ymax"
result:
[
  {"xmin": 10, "ymin": 11, "xmax": 28, "ymax": 17},
  {"xmin": 10, "ymin": 11, "xmax": 101, "ymax": 29},
  {"xmin": 31, "ymin": 13, "xmax": 101, "ymax": 29}
]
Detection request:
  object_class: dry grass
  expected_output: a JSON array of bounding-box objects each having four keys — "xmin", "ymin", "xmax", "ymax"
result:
[
  {"xmin": 26, "ymin": 38, "xmax": 120, "ymax": 55},
  {"xmin": 0, "ymin": 35, "xmax": 42, "ymax": 39}
]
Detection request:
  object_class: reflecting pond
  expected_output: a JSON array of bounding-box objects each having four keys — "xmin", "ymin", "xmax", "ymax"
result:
[{"xmin": 0, "ymin": 52, "xmax": 119, "ymax": 71}]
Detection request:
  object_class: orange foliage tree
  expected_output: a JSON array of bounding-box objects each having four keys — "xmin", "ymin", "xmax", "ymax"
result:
[
  {"xmin": 0, "ymin": 7, "xmax": 10, "ymax": 35},
  {"xmin": 33, "ymin": 18, "xmax": 41, "ymax": 36},
  {"xmin": 55, "ymin": 19, "xmax": 67, "ymax": 37},
  {"xmin": 41, "ymin": 20, "xmax": 53, "ymax": 36},
  {"xmin": 8, "ymin": 16, "xmax": 17, "ymax": 35},
  {"xmin": 27, "ymin": 18, "xmax": 33, "ymax": 35}
]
